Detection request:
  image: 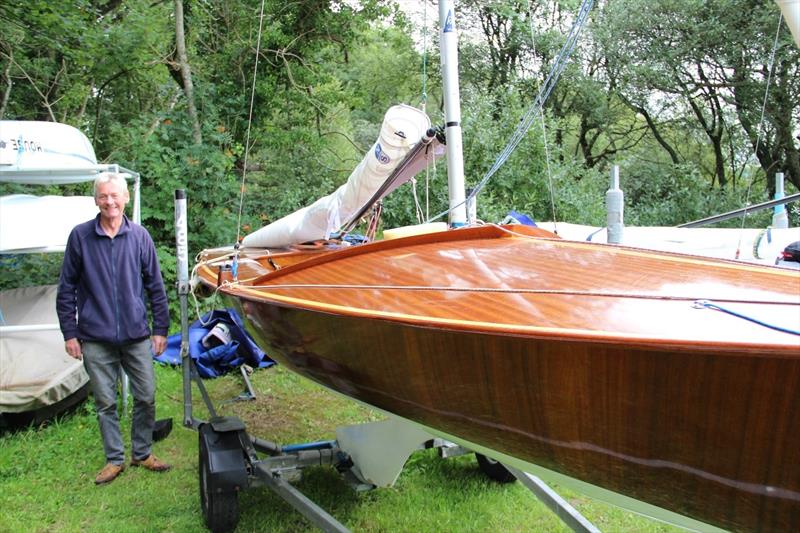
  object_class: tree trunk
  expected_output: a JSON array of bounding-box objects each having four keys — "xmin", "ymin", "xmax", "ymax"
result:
[
  {"xmin": 0, "ymin": 54, "xmax": 12, "ymax": 120},
  {"xmin": 175, "ymin": 0, "xmax": 202, "ymax": 145}
]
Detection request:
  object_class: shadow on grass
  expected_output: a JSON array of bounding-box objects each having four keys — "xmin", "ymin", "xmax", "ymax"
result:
[{"xmin": 0, "ymin": 386, "xmax": 90, "ymax": 436}]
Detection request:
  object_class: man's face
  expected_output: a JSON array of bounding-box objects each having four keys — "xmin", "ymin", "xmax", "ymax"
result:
[{"xmin": 95, "ymin": 180, "xmax": 129, "ymax": 221}]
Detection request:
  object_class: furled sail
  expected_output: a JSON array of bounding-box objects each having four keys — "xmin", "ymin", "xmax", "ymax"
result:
[
  {"xmin": 776, "ymin": 0, "xmax": 800, "ymax": 47},
  {"xmin": 242, "ymin": 105, "xmax": 431, "ymax": 248}
]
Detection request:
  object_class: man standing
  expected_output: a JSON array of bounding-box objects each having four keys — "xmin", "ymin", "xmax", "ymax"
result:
[{"xmin": 57, "ymin": 172, "xmax": 171, "ymax": 485}]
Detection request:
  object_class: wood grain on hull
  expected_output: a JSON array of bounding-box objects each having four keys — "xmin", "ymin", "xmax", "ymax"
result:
[
  {"xmin": 236, "ymin": 304, "xmax": 799, "ymax": 533},
  {"xmin": 196, "ymin": 224, "xmax": 800, "ymax": 531}
]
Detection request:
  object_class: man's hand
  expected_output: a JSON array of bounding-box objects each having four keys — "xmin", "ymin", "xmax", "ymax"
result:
[
  {"xmin": 151, "ymin": 335, "xmax": 167, "ymax": 356},
  {"xmin": 65, "ymin": 338, "xmax": 82, "ymax": 360}
]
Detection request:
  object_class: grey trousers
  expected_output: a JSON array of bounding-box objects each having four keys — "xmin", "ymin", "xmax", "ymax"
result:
[{"xmin": 82, "ymin": 339, "xmax": 156, "ymax": 465}]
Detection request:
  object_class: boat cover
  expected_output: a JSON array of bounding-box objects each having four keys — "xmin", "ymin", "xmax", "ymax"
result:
[
  {"xmin": 536, "ymin": 222, "xmax": 800, "ymax": 265},
  {"xmin": 155, "ymin": 308, "xmax": 274, "ymax": 378},
  {"xmin": 0, "ymin": 195, "xmax": 97, "ymax": 253},
  {"xmin": 0, "ymin": 285, "xmax": 89, "ymax": 413}
]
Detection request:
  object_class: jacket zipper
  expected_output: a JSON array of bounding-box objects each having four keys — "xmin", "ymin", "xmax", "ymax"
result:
[{"xmin": 111, "ymin": 237, "xmax": 120, "ymax": 343}]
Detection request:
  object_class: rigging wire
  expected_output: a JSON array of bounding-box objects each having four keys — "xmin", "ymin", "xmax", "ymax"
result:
[
  {"xmin": 426, "ymin": 0, "xmax": 595, "ymax": 223},
  {"xmin": 422, "ymin": 0, "xmax": 432, "ymax": 220},
  {"xmin": 234, "ymin": 0, "xmax": 267, "ymax": 246},
  {"xmin": 734, "ymin": 11, "xmax": 784, "ymax": 259},
  {"xmin": 526, "ymin": 0, "xmax": 559, "ymax": 232}
]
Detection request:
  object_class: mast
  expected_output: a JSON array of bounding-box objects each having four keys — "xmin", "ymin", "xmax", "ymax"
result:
[{"xmin": 439, "ymin": 0, "xmax": 468, "ymax": 227}]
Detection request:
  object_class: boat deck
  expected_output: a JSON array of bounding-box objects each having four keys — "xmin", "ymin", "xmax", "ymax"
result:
[{"xmin": 201, "ymin": 225, "xmax": 800, "ymax": 352}]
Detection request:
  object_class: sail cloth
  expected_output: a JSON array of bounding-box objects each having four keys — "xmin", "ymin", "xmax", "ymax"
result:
[
  {"xmin": 776, "ymin": 0, "xmax": 800, "ymax": 48},
  {"xmin": 242, "ymin": 105, "xmax": 432, "ymax": 248}
]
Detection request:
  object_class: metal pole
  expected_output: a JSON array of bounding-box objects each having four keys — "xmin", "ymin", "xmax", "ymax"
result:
[
  {"xmin": 606, "ymin": 165, "xmax": 623, "ymax": 244},
  {"xmin": 678, "ymin": 192, "xmax": 800, "ymax": 228},
  {"xmin": 122, "ymin": 172, "xmax": 141, "ymax": 414},
  {"xmin": 505, "ymin": 466, "xmax": 601, "ymax": 533},
  {"xmin": 439, "ymin": 0, "xmax": 467, "ymax": 227},
  {"xmin": 174, "ymin": 189, "xmax": 193, "ymax": 427},
  {"xmin": 772, "ymin": 172, "xmax": 789, "ymax": 228}
]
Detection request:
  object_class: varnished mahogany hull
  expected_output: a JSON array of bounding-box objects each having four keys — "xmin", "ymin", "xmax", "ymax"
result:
[
  {"xmin": 198, "ymin": 225, "xmax": 800, "ymax": 531},
  {"xmin": 232, "ymin": 303, "xmax": 799, "ymax": 532}
]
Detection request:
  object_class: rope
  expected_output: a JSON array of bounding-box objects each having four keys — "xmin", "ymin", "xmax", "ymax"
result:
[
  {"xmin": 426, "ymin": 0, "xmax": 595, "ymax": 223},
  {"xmin": 526, "ymin": 0, "xmax": 559, "ymax": 232},
  {"xmin": 420, "ymin": 0, "xmax": 429, "ymax": 113},
  {"xmin": 693, "ymin": 300, "xmax": 800, "ymax": 336},
  {"xmin": 411, "ymin": 177, "xmax": 425, "ymax": 223},
  {"xmin": 244, "ymin": 281, "xmax": 795, "ymax": 307},
  {"xmin": 735, "ymin": 12, "xmax": 783, "ymax": 258},
  {"xmin": 234, "ymin": 0, "xmax": 267, "ymax": 245},
  {"xmin": 752, "ymin": 226, "xmax": 771, "ymax": 259}
]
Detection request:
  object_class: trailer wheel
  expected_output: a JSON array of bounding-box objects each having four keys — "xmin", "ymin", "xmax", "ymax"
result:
[
  {"xmin": 476, "ymin": 453, "xmax": 517, "ymax": 484},
  {"xmin": 199, "ymin": 427, "xmax": 240, "ymax": 533}
]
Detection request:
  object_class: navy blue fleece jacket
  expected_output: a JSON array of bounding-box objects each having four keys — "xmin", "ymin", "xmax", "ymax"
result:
[{"xmin": 57, "ymin": 214, "xmax": 169, "ymax": 344}]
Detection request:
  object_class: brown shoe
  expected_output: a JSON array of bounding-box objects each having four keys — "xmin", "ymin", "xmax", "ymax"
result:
[
  {"xmin": 131, "ymin": 454, "xmax": 171, "ymax": 472},
  {"xmin": 95, "ymin": 463, "xmax": 125, "ymax": 485}
]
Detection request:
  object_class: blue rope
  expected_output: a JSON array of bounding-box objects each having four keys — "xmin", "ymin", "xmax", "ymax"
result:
[{"xmin": 694, "ymin": 300, "xmax": 800, "ymax": 336}]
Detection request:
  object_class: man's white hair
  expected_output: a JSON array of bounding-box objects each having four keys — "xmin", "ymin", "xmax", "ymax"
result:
[{"xmin": 93, "ymin": 172, "xmax": 130, "ymax": 197}]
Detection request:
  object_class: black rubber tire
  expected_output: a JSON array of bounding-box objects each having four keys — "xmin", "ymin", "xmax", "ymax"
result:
[
  {"xmin": 199, "ymin": 426, "xmax": 240, "ymax": 533},
  {"xmin": 476, "ymin": 453, "xmax": 517, "ymax": 484}
]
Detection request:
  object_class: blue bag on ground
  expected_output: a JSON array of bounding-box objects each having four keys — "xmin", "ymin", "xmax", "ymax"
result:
[{"xmin": 155, "ymin": 308, "xmax": 274, "ymax": 378}]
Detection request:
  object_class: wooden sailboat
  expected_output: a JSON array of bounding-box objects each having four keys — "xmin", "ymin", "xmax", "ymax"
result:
[
  {"xmin": 194, "ymin": 2, "xmax": 800, "ymax": 531},
  {"xmin": 195, "ymin": 223, "xmax": 799, "ymax": 532}
]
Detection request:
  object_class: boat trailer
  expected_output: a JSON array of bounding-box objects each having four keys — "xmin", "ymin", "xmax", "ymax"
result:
[{"xmin": 174, "ymin": 190, "xmax": 600, "ymax": 533}]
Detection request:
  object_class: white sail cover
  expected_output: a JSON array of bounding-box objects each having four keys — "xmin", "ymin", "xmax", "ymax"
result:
[
  {"xmin": 243, "ymin": 105, "xmax": 432, "ymax": 248},
  {"xmin": 0, "ymin": 285, "xmax": 89, "ymax": 413},
  {"xmin": 0, "ymin": 120, "xmax": 102, "ymax": 184},
  {"xmin": 0, "ymin": 195, "xmax": 97, "ymax": 253}
]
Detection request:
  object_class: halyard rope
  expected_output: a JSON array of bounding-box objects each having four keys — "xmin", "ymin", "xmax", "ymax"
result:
[{"xmin": 234, "ymin": 0, "xmax": 267, "ymax": 246}]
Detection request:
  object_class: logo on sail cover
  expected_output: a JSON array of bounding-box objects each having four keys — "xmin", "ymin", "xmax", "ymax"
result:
[
  {"xmin": 443, "ymin": 10, "xmax": 454, "ymax": 33},
  {"xmin": 375, "ymin": 143, "xmax": 390, "ymax": 164}
]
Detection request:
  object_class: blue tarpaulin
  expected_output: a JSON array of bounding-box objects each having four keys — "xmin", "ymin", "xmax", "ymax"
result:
[{"xmin": 154, "ymin": 308, "xmax": 273, "ymax": 378}]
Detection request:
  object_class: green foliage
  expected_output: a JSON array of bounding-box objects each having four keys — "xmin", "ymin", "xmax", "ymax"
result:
[
  {"xmin": 1, "ymin": 0, "xmax": 797, "ymax": 308},
  {"xmin": 0, "ymin": 253, "xmax": 63, "ymax": 291}
]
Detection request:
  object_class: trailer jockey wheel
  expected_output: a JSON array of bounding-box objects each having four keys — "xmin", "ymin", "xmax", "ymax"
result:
[
  {"xmin": 476, "ymin": 453, "xmax": 517, "ymax": 484},
  {"xmin": 199, "ymin": 426, "xmax": 240, "ymax": 533}
]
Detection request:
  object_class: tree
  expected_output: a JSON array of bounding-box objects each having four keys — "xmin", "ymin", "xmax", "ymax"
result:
[
  {"xmin": 595, "ymin": 0, "xmax": 800, "ymax": 193},
  {"xmin": 173, "ymin": 0, "xmax": 202, "ymax": 144}
]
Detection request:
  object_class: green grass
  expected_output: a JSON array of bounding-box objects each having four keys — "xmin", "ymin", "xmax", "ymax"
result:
[{"xmin": 0, "ymin": 364, "xmax": 682, "ymax": 533}]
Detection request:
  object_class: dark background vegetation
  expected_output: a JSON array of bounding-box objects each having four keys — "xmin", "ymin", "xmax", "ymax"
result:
[{"xmin": 1, "ymin": 0, "xmax": 798, "ymax": 325}]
